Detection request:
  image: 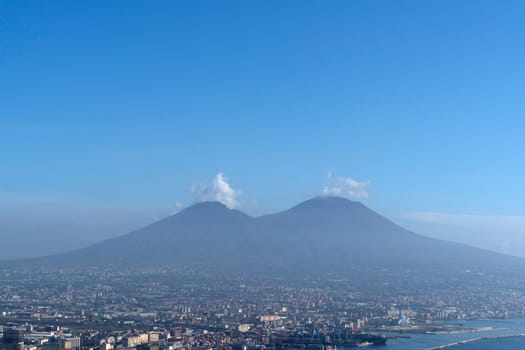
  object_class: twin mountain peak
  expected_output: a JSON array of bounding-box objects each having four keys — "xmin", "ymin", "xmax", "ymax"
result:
[{"xmin": 23, "ymin": 196, "xmax": 523, "ymax": 271}]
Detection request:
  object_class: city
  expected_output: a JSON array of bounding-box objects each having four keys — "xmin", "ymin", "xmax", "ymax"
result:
[{"xmin": 2, "ymin": 265, "xmax": 525, "ymax": 350}]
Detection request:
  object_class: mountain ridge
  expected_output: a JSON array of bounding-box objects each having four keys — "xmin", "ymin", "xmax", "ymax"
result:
[{"xmin": 4, "ymin": 196, "xmax": 523, "ymax": 273}]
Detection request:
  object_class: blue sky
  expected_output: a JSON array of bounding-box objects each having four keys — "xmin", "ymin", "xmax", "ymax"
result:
[{"xmin": 1, "ymin": 1, "xmax": 525, "ymax": 258}]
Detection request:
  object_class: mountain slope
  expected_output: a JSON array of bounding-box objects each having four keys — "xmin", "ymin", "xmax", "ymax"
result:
[
  {"xmin": 256, "ymin": 197, "xmax": 520, "ymax": 270},
  {"xmin": 37, "ymin": 201, "xmax": 260, "ymax": 267},
  {"xmin": 12, "ymin": 196, "xmax": 524, "ymax": 272}
]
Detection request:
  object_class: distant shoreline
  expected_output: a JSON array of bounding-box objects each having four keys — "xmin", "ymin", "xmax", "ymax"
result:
[
  {"xmin": 427, "ymin": 333, "xmax": 525, "ymax": 350},
  {"xmin": 424, "ymin": 326, "xmax": 509, "ymax": 335},
  {"xmin": 380, "ymin": 324, "xmax": 508, "ymax": 335}
]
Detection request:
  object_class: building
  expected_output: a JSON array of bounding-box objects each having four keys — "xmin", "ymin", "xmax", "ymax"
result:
[
  {"xmin": 0, "ymin": 329, "xmax": 24, "ymax": 350},
  {"xmin": 238, "ymin": 324, "xmax": 250, "ymax": 333},
  {"xmin": 124, "ymin": 334, "xmax": 149, "ymax": 348},
  {"xmin": 42, "ymin": 338, "xmax": 72, "ymax": 350}
]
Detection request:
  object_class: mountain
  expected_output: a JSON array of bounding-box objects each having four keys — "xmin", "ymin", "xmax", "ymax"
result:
[
  {"xmin": 255, "ymin": 197, "xmax": 519, "ymax": 271},
  {"xmin": 35, "ymin": 201, "xmax": 261, "ymax": 267},
  {"xmin": 11, "ymin": 196, "xmax": 524, "ymax": 272}
]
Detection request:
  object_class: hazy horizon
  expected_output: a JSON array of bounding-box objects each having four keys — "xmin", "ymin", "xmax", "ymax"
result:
[{"xmin": 1, "ymin": 196, "xmax": 523, "ymax": 261}]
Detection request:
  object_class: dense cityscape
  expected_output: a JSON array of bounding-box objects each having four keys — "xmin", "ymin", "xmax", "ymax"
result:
[{"xmin": 2, "ymin": 266, "xmax": 525, "ymax": 350}]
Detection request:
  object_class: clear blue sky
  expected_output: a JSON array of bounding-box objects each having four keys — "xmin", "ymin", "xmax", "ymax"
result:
[{"xmin": 1, "ymin": 1, "xmax": 525, "ymax": 258}]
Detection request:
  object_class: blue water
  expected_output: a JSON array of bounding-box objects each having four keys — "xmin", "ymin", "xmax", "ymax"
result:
[
  {"xmin": 377, "ymin": 319, "xmax": 525, "ymax": 350},
  {"xmin": 452, "ymin": 336, "xmax": 525, "ymax": 349}
]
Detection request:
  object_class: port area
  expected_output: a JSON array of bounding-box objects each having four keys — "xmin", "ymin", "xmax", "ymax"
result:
[
  {"xmin": 374, "ymin": 324, "xmax": 509, "ymax": 335},
  {"xmin": 269, "ymin": 332, "xmax": 388, "ymax": 348}
]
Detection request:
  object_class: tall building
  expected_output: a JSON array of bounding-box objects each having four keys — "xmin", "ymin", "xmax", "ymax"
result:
[
  {"xmin": 42, "ymin": 337, "xmax": 72, "ymax": 350},
  {"xmin": 0, "ymin": 328, "xmax": 24, "ymax": 350},
  {"xmin": 67, "ymin": 337, "xmax": 81, "ymax": 350}
]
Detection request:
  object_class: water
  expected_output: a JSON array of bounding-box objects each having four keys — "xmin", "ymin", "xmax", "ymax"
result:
[
  {"xmin": 451, "ymin": 336, "xmax": 525, "ymax": 349},
  {"xmin": 375, "ymin": 319, "xmax": 525, "ymax": 349}
]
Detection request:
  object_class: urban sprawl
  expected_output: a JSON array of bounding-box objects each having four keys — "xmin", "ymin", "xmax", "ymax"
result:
[{"xmin": 1, "ymin": 266, "xmax": 524, "ymax": 350}]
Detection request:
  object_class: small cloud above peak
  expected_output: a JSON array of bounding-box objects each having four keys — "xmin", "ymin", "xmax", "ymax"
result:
[
  {"xmin": 322, "ymin": 171, "xmax": 371, "ymax": 199},
  {"xmin": 191, "ymin": 172, "xmax": 242, "ymax": 209}
]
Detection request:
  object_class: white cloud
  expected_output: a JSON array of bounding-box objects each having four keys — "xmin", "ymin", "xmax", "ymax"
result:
[
  {"xmin": 192, "ymin": 172, "xmax": 242, "ymax": 209},
  {"xmin": 163, "ymin": 202, "xmax": 187, "ymax": 217},
  {"xmin": 322, "ymin": 171, "xmax": 371, "ymax": 198}
]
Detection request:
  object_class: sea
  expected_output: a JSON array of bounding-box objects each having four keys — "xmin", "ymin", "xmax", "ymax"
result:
[{"xmin": 373, "ymin": 318, "xmax": 525, "ymax": 350}]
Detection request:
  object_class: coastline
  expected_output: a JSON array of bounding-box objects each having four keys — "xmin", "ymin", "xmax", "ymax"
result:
[
  {"xmin": 426, "ymin": 333, "xmax": 525, "ymax": 350},
  {"xmin": 424, "ymin": 326, "xmax": 509, "ymax": 335}
]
